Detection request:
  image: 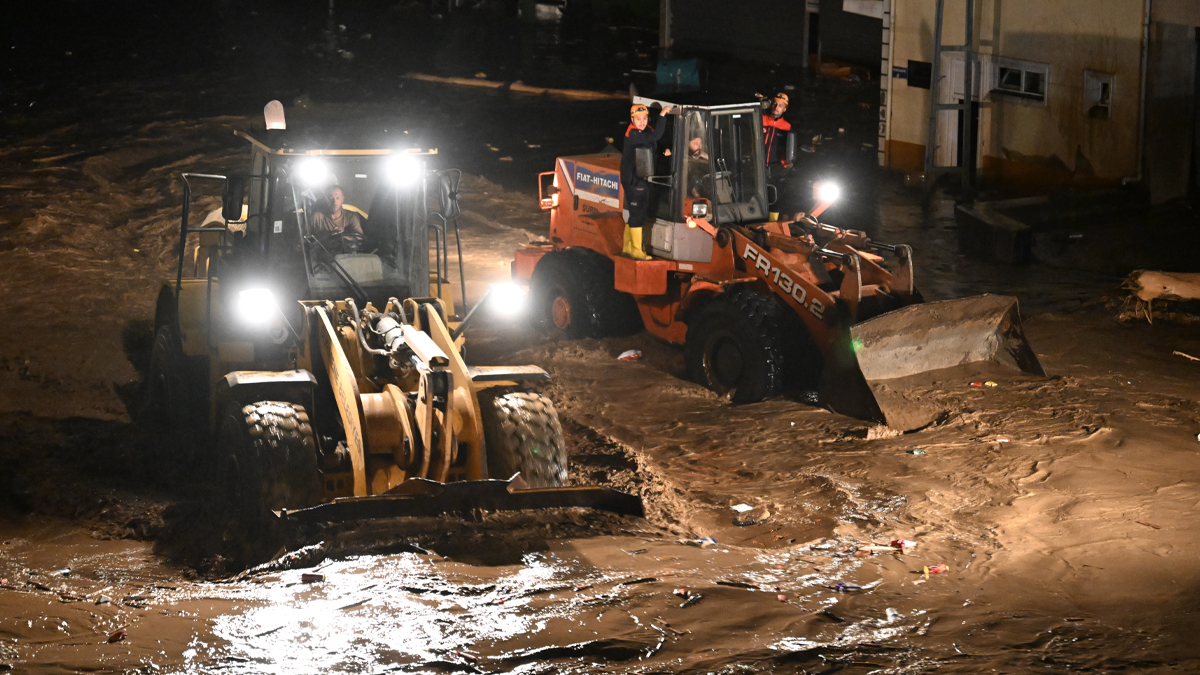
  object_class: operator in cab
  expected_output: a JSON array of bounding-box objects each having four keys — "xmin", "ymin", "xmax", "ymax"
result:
[
  {"xmin": 310, "ymin": 185, "xmax": 364, "ymax": 254},
  {"xmin": 762, "ymin": 93, "xmax": 792, "ymax": 181},
  {"xmin": 685, "ymin": 132, "xmax": 710, "ymax": 199},
  {"xmin": 620, "ymin": 103, "xmax": 672, "ymax": 260}
]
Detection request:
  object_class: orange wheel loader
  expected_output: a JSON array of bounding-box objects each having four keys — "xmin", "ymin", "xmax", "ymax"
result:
[{"xmin": 513, "ymin": 96, "xmax": 1045, "ymax": 431}]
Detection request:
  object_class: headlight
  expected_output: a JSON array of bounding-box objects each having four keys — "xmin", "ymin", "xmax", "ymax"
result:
[
  {"xmin": 691, "ymin": 199, "xmax": 709, "ymax": 219},
  {"xmin": 236, "ymin": 288, "xmax": 279, "ymax": 325},
  {"xmin": 294, "ymin": 158, "xmax": 329, "ymax": 186},
  {"xmin": 386, "ymin": 155, "xmax": 423, "ymax": 185},
  {"xmin": 815, "ymin": 181, "xmax": 841, "ymax": 203},
  {"xmin": 488, "ymin": 282, "xmax": 527, "ymax": 317}
]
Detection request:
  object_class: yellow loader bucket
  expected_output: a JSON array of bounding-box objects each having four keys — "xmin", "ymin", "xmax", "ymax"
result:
[{"xmin": 822, "ymin": 295, "xmax": 1045, "ymax": 431}]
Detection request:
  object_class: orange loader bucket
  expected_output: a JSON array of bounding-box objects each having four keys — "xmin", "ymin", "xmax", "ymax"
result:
[{"xmin": 821, "ymin": 295, "xmax": 1045, "ymax": 431}]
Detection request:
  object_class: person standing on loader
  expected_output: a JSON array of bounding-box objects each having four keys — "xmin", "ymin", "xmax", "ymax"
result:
[
  {"xmin": 762, "ymin": 93, "xmax": 792, "ymax": 181},
  {"xmin": 620, "ymin": 103, "xmax": 672, "ymax": 260}
]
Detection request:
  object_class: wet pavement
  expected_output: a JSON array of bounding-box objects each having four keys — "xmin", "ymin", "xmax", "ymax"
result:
[{"xmin": 4, "ymin": 3, "xmax": 1200, "ymax": 673}]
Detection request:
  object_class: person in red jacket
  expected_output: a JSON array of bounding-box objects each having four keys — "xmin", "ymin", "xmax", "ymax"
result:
[{"xmin": 762, "ymin": 93, "xmax": 792, "ymax": 181}]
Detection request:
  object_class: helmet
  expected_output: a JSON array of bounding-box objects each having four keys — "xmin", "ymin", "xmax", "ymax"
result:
[
  {"xmin": 772, "ymin": 93, "xmax": 789, "ymax": 106},
  {"xmin": 630, "ymin": 104, "xmax": 649, "ymax": 118}
]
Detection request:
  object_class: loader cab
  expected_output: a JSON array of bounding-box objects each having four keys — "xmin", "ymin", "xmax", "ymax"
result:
[
  {"xmin": 229, "ymin": 130, "xmax": 438, "ymax": 310},
  {"xmin": 168, "ymin": 128, "xmax": 457, "ymax": 374},
  {"xmin": 633, "ymin": 96, "xmax": 769, "ymax": 227}
]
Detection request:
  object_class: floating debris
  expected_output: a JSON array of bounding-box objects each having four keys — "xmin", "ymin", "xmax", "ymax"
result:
[{"xmin": 923, "ymin": 564, "xmax": 950, "ymax": 579}]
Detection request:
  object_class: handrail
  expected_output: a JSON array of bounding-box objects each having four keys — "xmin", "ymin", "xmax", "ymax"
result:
[
  {"xmin": 176, "ymin": 173, "xmax": 229, "ymax": 298},
  {"xmin": 431, "ymin": 169, "xmax": 466, "ymax": 317}
]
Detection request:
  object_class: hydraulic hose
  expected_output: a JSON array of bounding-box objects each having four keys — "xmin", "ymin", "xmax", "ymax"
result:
[{"xmin": 345, "ymin": 299, "xmax": 388, "ymax": 357}]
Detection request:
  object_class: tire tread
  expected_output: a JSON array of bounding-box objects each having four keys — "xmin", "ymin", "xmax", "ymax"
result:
[{"xmin": 479, "ymin": 388, "xmax": 568, "ymax": 488}]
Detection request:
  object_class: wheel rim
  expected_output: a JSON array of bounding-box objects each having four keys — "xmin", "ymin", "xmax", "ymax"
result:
[
  {"xmin": 551, "ymin": 294, "xmax": 572, "ymax": 330},
  {"xmin": 702, "ymin": 330, "xmax": 744, "ymax": 393}
]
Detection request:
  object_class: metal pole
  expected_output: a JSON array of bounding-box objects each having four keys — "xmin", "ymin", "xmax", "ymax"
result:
[
  {"xmin": 453, "ymin": 218, "xmax": 466, "ymax": 317},
  {"xmin": 961, "ymin": 0, "xmax": 975, "ymax": 194},
  {"xmin": 176, "ymin": 179, "xmax": 191, "ymax": 297},
  {"xmin": 883, "ymin": 0, "xmax": 898, "ymax": 168},
  {"xmin": 659, "ymin": 0, "xmax": 672, "ymax": 59},
  {"xmin": 1126, "ymin": 0, "xmax": 1152, "ymax": 185},
  {"xmin": 923, "ymin": 0, "xmax": 946, "ymax": 180}
]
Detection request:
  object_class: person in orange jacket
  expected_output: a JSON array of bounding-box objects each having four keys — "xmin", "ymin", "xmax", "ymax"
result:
[{"xmin": 762, "ymin": 93, "xmax": 792, "ymax": 181}]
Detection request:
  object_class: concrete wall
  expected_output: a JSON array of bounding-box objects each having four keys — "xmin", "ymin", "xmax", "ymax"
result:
[
  {"xmin": 819, "ymin": 0, "xmax": 883, "ymax": 69},
  {"xmin": 1144, "ymin": 21, "xmax": 1197, "ymax": 202},
  {"xmin": 1154, "ymin": 0, "xmax": 1200, "ymax": 27},
  {"xmin": 668, "ymin": 0, "xmax": 880, "ymax": 69},
  {"xmin": 885, "ymin": 0, "xmax": 1147, "ymax": 194},
  {"xmin": 669, "ymin": 0, "xmax": 810, "ymax": 67}
]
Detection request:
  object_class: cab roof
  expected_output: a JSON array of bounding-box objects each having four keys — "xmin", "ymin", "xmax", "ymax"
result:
[
  {"xmin": 632, "ymin": 93, "xmax": 762, "ymax": 111},
  {"xmin": 234, "ymin": 129, "xmax": 438, "ymax": 157}
]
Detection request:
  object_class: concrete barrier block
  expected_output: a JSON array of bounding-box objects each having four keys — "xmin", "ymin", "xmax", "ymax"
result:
[{"xmin": 955, "ymin": 204, "xmax": 1033, "ymax": 265}]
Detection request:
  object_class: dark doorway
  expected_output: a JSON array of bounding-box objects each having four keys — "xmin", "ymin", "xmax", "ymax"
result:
[
  {"xmin": 956, "ymin": 100, "xmax": 981, "ymax": 181},
  {"xmin": 808, "ymin": 12, "xmax": 820, "ymax": 57}
]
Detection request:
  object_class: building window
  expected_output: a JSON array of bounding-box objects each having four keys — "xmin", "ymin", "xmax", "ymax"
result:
[
  {"xmin": 992, "ymin": 57, "xmax": 1049, "ymax": 102},
  {"xmin": 1085, "ymin": 70, "xmax": 1113, "ymax": 119},
  {"xmin": 907, "ymin": 60, "xmax": 932, "ymax": 89}
]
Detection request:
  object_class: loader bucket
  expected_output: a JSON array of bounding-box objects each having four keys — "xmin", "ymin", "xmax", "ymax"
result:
[
  {"xmin": 821, "ymin": 294, "xmax": 1045, "ymax": 431},
  {"xmin": 280, "ymin": 477, "xmax": 645, "ymax": 526}
]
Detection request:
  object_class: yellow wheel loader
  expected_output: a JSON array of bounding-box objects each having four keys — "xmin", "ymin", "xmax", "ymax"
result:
[{"xmin": 139, "ymin": 103, "xmax": 641, "ymax": 528}]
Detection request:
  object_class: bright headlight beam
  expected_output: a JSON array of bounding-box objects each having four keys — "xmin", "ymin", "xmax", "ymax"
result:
[
  {"xmin": 294, "ymin": 158, "xmax": 329, "ymax": 186},
  {"xmin": 488, "ymin": 282, "xmax": 528, "ymax": 317},
  {"xmin": 386, "ymin": 155, "xmax": 422, "ymax": 186},
  {"xmin": 816, "ymin": 182, "xmax": 841, "ymax": 203},
  {"xmin": 237, "ymin": 288, "xmax": 279, "ymax": 326}
]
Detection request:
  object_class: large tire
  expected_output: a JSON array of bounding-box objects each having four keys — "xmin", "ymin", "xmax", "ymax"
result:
[
  {"xmin": 685, "ymin": 288, "xmax": 789, "ymax": 403},
  {"xmin": 778, "ymin": 306, "xmax": 824, "ymax": 393},
  {"xmin": 529, "ymin": 249, "xmax": 641, "ymax": 339},
  {"xmin": 478, "ymin": 388, "xmax": 568, "ymax": 488},
  {"xmin": 137, "ymin": 324, "xmax": 203, "ymax": 463},
  {"xmin": 216, "ymin": 400, "xmax": 322, "ymax": 518}
]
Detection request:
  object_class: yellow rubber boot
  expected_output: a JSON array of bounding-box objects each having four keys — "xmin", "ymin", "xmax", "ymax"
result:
[
  {"xmin": 626, "ymin": 226, "xmax": 652, "ymax": 260},
  {"xmin": 622, "ymin": 224, "xmax": 633, "ymax": 255}
]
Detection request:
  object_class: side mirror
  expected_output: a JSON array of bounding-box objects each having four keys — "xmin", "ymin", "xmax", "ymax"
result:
[
  {"xmin": 537, "ymin": 171, "xmax": 558, "ymax": 210},
  {"xmin": 785, "ymin": 131, "xmax": 797, "ymax": 165},
  {"xmin": 684, "ymin": 197, "xmax": 715, "ymax": 235},
  {"xmin": 222, "ymin": 176, "xmax": 247, "ymax": 222},
  {"xmin": 635, "ymin": 147, "xmax": 654, "ymax": 179}
]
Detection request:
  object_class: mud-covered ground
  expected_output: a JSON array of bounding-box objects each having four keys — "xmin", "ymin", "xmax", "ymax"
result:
[{"xmin": 4, "ymin": 3, "xmax": 1200, "ymax": 673}]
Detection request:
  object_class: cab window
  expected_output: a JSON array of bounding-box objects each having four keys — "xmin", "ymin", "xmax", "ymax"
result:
[{"xmin": 683, "ymin": 111, "xmax": 712, "ymax": 202}]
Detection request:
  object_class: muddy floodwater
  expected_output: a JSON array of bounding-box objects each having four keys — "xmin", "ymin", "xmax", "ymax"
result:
[{"xmin": 4, "ymin": 17, "xmax": 1200, "ymax": 672}]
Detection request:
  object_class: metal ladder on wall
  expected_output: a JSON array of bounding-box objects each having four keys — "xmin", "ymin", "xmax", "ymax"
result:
[{"xmin": 923, "ymin": 0, "xmax": 977, "ymax": 193}]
